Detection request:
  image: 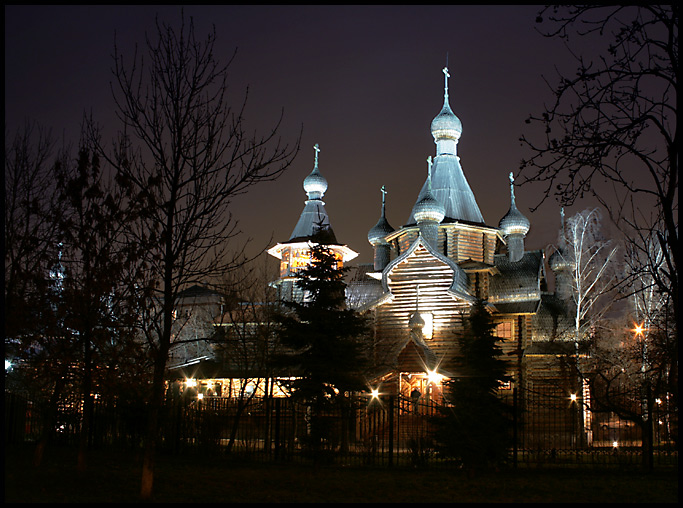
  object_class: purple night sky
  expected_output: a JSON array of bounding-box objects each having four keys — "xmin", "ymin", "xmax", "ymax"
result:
[{"xmin": 5, "ymin": 5, "xmax": 601, "ymax": 268}]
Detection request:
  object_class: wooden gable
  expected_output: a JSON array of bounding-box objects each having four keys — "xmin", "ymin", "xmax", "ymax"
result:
[{"xmin": 372, "ymin": 237, "xmax": 472, "ymax": 375}]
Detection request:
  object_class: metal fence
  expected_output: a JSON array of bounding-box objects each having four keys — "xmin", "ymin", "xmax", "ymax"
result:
[{"xmin": 5, "ymin": 390, "xmax": 677, "ymax": 468}]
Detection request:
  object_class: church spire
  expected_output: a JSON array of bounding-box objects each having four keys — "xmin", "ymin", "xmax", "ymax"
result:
[
  {"xmin": 499, "ymin": 172, "xmax": 530, "ymax": 262},
  {"xmin": 368, "ymin": 185, "xmax": 395, "ymax": 271},
  {"xmin": 414, "ymin": 156, "xmax": 445, "ymax": 248},
  {"xmin": 431, "ymin": 65, "xmax": 462, "ymax": 152},
  {"xmin": 288, "ymin": 143, "xmax": 336, "ymax": 243},
  {"xmin": 407, "ymin": 65, "xmax": 484, "ymax": 227}
]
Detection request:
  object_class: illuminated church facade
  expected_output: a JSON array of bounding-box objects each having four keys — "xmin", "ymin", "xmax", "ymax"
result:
[
  {"xmin": 167, "ymin": 66, "xmax": 580, "ymax": 441},
  {"xmin": 266, "ymin": 66, "xmax": 578, "ymax": 420}
]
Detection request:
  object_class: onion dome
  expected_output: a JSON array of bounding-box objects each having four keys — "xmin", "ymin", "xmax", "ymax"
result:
[
  {"xmin": 430, "ymin": 67, "xmax": 462, "ymax": 142},
  {"xmin": 409, "ymin": 285, "xmax": 425, "ymax": 330},
  {"xmin": 368, "ymin": 216, "xmax": 394, "ymax": 245},
  {"xmin": 409, "ymin": 311, "xmax": 425, "ymax": 330},
  {"xmin": 549, "ymin": 247, "xmax": 574, "ymax": 272},
  {"xmin": 549, "ymin": 208, "xmax": 574, "ymax": 271},
  {"xmin": 414, "ymin": 193, "xmax": 445, "ymax": 224},
  {"xmin": 499, "ymin": 172, "xmax": 530, "ymax": 236},
  {"xmin": 368, "ymin": 185, "xmax": 395, "ymax": 245},
  {"xmin": 499, "ymin": 204, "xmax": 530, "ymax": 236},
  {"xmin": 303, "ymin": 143, "xmax": 327, "ymax": 199},
  {"xmin": 413, "ymin": 157, "xmax": 445, "ymax": 224},
  {"xmin": 303, "ymin": 168, "xmax": 327, "ymax": 198}
]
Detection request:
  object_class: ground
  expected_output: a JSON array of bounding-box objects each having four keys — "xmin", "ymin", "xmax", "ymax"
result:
[{"xmin": 4, "ymin": 445, "xmax": 678, "ymax": 503}]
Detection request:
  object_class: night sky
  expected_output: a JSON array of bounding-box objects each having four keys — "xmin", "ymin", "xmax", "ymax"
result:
[{"xmin": 5, "ymin": 5, "xmax": 598, "ymax": 268}]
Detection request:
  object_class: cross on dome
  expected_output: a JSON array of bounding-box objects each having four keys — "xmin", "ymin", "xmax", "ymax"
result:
[
  {"xmin": 313, "ymin": 143, "xmax": 320, "ymax": 169},
  {"xmin": 509, "ymin": 172, "xmax": 516, "ymax": 204}
]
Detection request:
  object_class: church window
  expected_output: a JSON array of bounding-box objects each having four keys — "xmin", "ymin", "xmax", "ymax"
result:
[{"xmin": 495, "ymin": 321, "xmax": 513, "ymax": 340}]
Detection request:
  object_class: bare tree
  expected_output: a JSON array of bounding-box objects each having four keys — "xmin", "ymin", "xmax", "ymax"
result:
[
  {"xmin": 519, "ymin": 6, "xmax": 678, "ymax": 344},
  {"xmin": 625, "ymin": 228, "xmax": 671, "ymax": 339},
  {"xmin": 88, "ymin": 13, "xmax": 298, "ymax": 498},
  {"xmin": 562, "ymin": 208, "xmax": 618, "ymax": 347},
  {"xmin": 586, "ymin": 313, "xmax": 674, "ymax": 469},
  {"xmin": 53, "ymin": 143, "xmax": 146, "ymax": 471},
  {"xmin": 4, "ymin": 123, "xmax": 76, "ymax": 467},
  {"xmin": 551, "ymin": 208, "xmax": 617, "ymax": 445},
  {"xmin": 212, "ymin": 254, "xmax": 283, "ymax": 453},
  {"xmin": 4, "ymin": 122, "xmax": 66, "ymax": 346}
]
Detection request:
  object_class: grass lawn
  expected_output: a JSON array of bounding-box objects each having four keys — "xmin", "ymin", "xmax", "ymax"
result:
[{"xmin": 4, "ymin": 445, "xmax": 678, "ymax": 503}]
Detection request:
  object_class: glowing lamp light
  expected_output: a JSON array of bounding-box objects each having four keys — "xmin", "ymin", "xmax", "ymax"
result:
[
  {"xmin": 5, "ymin": 360, "xmax": 12, "ymax": 371},
  {"xmin": 423, "ymin": 313, "xmax": 434, "ymax": 340},
  {"xmin": 612, "ymin": 440, "xmax": 619, "ymax": 449},
  {"xmin": 185, "ymin": 378, "xmax": 197, "ymax": 387},
  {"xmin": 632, "ymin": 323, "xmax": 644, "ymax": 336},
  {"xmin": 197, "ymin": 393, "xmax": 204, "ymax": 400},
  {"xmin": 570, "ymin": 393, "xmax": 577, "ymax": 402},
  {"xmin": 427, "ymin": 369, "xmax": 444, "ymax": 385},
  {"xmin": 370, "ymin": 388, "xmax": 380, "ymax": 399}
]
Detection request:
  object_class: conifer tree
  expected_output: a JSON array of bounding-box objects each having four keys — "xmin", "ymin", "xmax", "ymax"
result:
[
  {"xmin": 275, "ymin": 235, "xmax": 370, "ymax": 451},
  {"xmin": 432, "ymin": 299, "xmax": 512, "ymax": 469}
]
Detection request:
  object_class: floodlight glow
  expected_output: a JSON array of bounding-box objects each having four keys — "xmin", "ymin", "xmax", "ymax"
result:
[
  {"xmin": 612, "ymin": 440, "xmax": 618, "ymax": 448},
  {"xmin": 197, "ymin": 393, "xmax": 204, "ymax": 400},
  {"xmin": 427, "ymin": 369, "xmax": 444, "ymax": 385},
  {"xmin": 370, "ymin": 388, "xmax": 380, "ymax": 399},
  {"xmin": 185, "ymin": 378, "xmax": 197, "ymax": 387},
  {"xmin": 423, "ymin": 312, "xmax": 434, "ymax": 340},
  {"xmin": 5, "ymin": 360, "xmax": 11, "ymax": 371}
]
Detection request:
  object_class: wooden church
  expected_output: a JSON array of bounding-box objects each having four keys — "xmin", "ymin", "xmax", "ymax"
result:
[{"xmin": 267, "ymin": 66, "xmax": 580, "ymax": 439}]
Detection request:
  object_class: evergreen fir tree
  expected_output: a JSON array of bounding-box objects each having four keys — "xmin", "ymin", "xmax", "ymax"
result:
[
  {"xmin": 275, "ymin": 233, "xmax": 370, "ymax": 452},
  {"xmin": 432, "ymin": 299, "xmax": 512, "ymax": 469}
]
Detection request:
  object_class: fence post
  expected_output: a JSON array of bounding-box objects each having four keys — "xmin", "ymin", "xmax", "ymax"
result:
[
  {"xmin": 388, "ymin": 395, "xmax": 394, "ymax": 467},
  {"xmin": 512, "ymin": 386, "xmax": 518, "ymax": 468},
  {"xmin": 274, "ymin": 397, "xmax": 281, "ymax": 461}
]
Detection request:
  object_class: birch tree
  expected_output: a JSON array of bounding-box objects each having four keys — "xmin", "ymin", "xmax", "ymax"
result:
[{"xmin": 562, "ymin": 208, "xmax": 618, "ymax": 346}]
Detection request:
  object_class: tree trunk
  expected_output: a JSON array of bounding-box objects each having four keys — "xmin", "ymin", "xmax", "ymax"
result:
[
  {"xmin": 140, "ymin": 350, "xmax": 168, "ymax": 500},
  {"xmin": 77, "ymin": 332, "xmax": 94, "ymax": 472},
  {"xmin": 33, "ymin": 375, "xmax": 66, "ymax": 467}
]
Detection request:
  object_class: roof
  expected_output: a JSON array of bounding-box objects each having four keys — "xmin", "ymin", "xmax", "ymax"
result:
[
  {"xmin": 406, "ymin": 154, "xmax": 485, "ymax": 226},
  {"xmin": 531, "ymin": 292, "xmax": 575, "ymax": 342},
  {"xmin": 488, "ymin": 250, "xmax": 544, "ymax": 314},
  {"xmin": 346, "ymin": 264, "xmax": 387, "ymax": 310},
  {"xmin": 288, "ymin": 199, "xmax": 338, "ymax": 244}
]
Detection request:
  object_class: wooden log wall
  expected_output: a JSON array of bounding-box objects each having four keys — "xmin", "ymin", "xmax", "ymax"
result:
[{"xmin": 374, "ymin": 242, "xmax": 470, "ymax": 371}]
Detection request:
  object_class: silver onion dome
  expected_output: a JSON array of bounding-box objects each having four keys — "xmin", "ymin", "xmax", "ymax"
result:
[
  {"xmin": 431, "ymin": 67, "xmax": 462, "ymax": 141},
  {"xmin": 499, "ymin": 203, "xmax": 530, "ymax": 236},
  {"xmin": 499, "ymin": 172, "xmax": 530, "ymax": 236},
  {"xmin": 303, "ymin": 143, "xmax": 327, "ymax": 199},
  {"xmin": 368, "ymin": 185, "xmax": 395, "ymax": 245},
  {"xmin": 414, "ymin": 156, "xmax": 445, "ymax": 224},
  {"xmin": 414, "ymin": 192, "xmax": 445, "ymax": 224},
  {"xmin": 548, "ymin": 248, "xmax": 574, "ymax": 271},
  {"xmin": 368, "ymin": 215, "xmax": 394, "ymax": 245},
  {"xmin": 303, "ymin": 167, "xmax": 327, "ymax": 199},
  {"xmin": 409, "ymin": 311, "xmax": 425, "ymax": 330},
  {"xmin": 431, "ymin": 102, "xmax": 462, "ymax": 141}
]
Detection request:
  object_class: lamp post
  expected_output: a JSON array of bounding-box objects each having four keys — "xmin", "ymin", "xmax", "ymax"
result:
[{"xmin": 633, "ymin": 322, "xmax": 654, "ymax": 470}]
